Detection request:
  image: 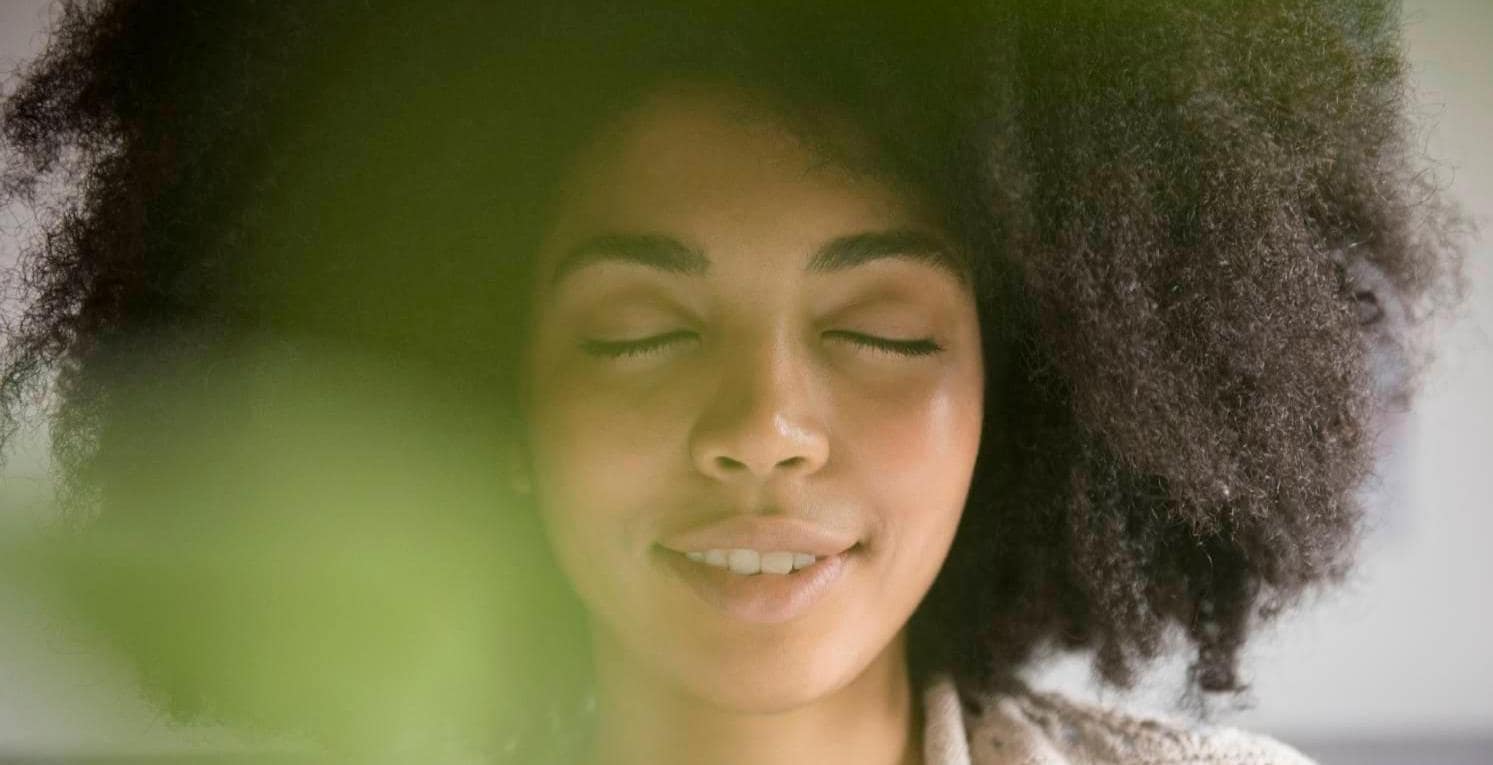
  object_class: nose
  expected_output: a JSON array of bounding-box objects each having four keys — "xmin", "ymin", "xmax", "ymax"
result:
[{"xmin": 689, "ymin": 335, "xmax": 830, "ymax": 484}]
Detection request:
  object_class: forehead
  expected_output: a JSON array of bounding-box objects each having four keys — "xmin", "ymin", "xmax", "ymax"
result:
[{"xmin": 539, "ymin": 83, "xmax": 946, "ymax": 276}]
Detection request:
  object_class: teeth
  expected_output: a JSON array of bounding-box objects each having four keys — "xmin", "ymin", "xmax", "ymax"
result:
[
  {"xmin": 760, "ymin": 551, "xmax": 793, "ymax": 574},
  {"xmin": 685, "ymin": 548, "xmax": 820, "ymax": 575},
  {"xmin": 727, "ymin": 549, "xmax": 760, "ymax": 575}
]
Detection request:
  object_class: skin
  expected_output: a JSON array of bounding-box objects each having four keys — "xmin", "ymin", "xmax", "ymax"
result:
[{"xmin": 519, "ymin": 83, "xmax": 986, "ymax": 765}]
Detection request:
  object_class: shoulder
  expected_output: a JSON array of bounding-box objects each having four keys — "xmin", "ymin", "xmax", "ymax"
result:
[{"xmin": 933, "ymin": 675, "xmax": 1316, "ymax": 765}]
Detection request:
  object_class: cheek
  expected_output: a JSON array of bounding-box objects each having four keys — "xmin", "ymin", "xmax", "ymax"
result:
[
  {"xmin": 523, "ymin": 359, "xmax": 684, "ymax": 568},
  {"xmin": 845, "ymin": 348, "xmax": 982, "ymax": 482},
  {"xmin": 840, "ymin": 364, "xmax": 983, "ymax": 580}
]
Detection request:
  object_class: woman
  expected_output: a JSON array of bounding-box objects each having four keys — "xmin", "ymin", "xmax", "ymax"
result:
[{"xmin": 0, "ymin": 1, "xmax": 1461, "ymax": 763}]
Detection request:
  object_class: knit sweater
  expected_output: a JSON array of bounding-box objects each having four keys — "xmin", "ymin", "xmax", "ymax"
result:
[{"xmin": 921, "ymin": 673, "xmax": 1317, "ymax": 765}]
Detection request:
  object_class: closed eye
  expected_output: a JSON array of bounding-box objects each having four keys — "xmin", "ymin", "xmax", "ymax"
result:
[
  {"xmin": 578, "ymin": 330, "xmax": 943, "ymax": 360},
  {"xmin": 579, "ymin": 331, "xmax": 698, "ymax": 359},
  {"xmin": 825, "ymin": 330, "xmax": 943, "ymax": 357}
]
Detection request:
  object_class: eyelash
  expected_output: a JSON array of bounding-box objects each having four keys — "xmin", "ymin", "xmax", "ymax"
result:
[{"xmin": 578, "ymin": 331, "xmax": 943, "ymax": 359}]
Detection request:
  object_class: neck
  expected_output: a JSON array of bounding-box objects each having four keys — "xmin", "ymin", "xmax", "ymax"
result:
[{"xmin": 584, "ymin": 628, "xmax": 924, "ymax": 765}]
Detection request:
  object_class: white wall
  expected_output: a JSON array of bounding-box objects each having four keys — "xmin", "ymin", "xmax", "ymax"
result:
[{"xmin": 2, "ymin": 0, "xmax": 1490, "ymax": 756}]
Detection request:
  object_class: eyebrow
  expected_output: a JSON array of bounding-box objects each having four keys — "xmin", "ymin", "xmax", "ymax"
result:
[{"xmin": 549, "ymin": 229, "xmax": 966, "ymax": 288}]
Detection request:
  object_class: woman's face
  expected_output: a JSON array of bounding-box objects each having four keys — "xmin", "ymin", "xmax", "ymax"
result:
[{"xmin": 521, "ymin": 84, "xmax": 984, "ymax": 711}]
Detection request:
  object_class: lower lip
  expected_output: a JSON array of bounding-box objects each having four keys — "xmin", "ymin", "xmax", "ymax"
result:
[{"xmin": 655, "ymin": 546, "xmax": 853, "ymax": 625}]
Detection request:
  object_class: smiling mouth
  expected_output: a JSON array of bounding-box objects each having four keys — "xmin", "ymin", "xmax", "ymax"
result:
[
  {"xmin": 653, "ymin": 544, "xmax": 858, "ymax": 624},
  {"xmin": 682, "ymin": 548, "xmax": 822, "ymax": 575}
]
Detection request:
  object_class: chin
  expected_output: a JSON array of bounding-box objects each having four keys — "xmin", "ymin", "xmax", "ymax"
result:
[
  {"xmin": 679, "ymin": 670, "xmax": 840, "ymax": 714},
  {"xmin": 659, "ymin": 632, "xmax": 870, "ymax": 714}
]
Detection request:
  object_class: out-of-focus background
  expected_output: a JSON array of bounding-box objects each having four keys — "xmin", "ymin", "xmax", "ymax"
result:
[{"xmin": 2, "ymin": 0, "xmax": 1489, "ymax": 762}]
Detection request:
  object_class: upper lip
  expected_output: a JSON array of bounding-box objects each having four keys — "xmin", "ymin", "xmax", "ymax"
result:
[{"xmin": 657, "ymin": 515, "xmax": 859, "ymax": 556}]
